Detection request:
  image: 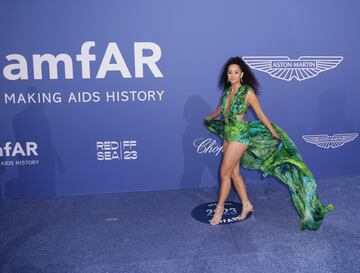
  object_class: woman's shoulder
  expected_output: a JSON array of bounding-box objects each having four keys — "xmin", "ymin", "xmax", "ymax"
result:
[
  {"xmin": 245, "ymin": 84, "xmax": 254, "ymax": 93},
  {"xmin": 243, "ymin": 85, "xmax": 256, "ymax": 104}
]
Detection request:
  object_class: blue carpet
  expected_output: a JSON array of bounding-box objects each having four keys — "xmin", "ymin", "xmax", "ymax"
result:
[{"xmin": 0, "ymin": 176, "xmax": 359, "ymax": 273}]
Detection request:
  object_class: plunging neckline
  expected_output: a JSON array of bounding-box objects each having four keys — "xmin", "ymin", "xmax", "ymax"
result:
[{"xmin": 224, "ymin": 85, "xmax": 244, "ymax": 120}]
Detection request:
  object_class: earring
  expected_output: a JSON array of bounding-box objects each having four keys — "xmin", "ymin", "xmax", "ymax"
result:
[{"xmin": 240, "ymin": 77, "xmax": 243, "ymax": 83}]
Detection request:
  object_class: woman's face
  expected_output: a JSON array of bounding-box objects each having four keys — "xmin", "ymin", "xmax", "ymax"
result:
[{"xmin": 227, "ymin": 64, "xmax": 243, "ymax": 85}]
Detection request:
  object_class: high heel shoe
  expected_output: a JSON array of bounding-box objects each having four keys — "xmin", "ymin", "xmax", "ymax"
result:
[
  {"xmin": 235, "ymin": 204, "xmax": 254, "ymax": 221},
  {"xmin": 209, "ymin": 204, "xmax": 224, "ymax": 225}
]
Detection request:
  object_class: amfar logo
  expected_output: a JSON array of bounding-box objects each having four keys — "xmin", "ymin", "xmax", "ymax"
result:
[
  {"xmin": 302, "ymin": 133, "xmax": 358, "ymax": 149},
  {"xmin": 0, "ymin": 142, "xmax": 38, "ymax": 157},
  {"xmin": 96, "ymin": 140, "xmax": 137, "ymax": 160},
  {"xmin": 193, "ymin": 138, "xmax": 223, "ymax": 156},
  {"xmin": 0, "ymin": 142, "xmax": 39, "ymax": 166},
  {"xmin": 243, "ymin": 56, "xmax": 343, "ymax": 81},
  {"xmin": 2, "ymin": 41, "xmax": 163, "ymax": 80}
]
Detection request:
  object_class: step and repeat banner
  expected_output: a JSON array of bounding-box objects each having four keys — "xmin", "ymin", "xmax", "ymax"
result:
[{"xmin": 1, "ymin": 1, "xmax": 359, "ymax": 199}]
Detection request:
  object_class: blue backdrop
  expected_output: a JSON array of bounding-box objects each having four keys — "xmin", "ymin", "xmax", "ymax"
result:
[{"xmin": 1, "ymin": 0, "xmax": 359, "ymax": 199}]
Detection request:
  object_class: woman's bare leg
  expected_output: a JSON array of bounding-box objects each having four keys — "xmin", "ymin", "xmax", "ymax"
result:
[
  {"xmin": 232, "ymin": 163, "xmax": 254, "ymax": 218},
  {"xmin": 210, "ymin": 141, "xmax": 248, "ymax": 224}
]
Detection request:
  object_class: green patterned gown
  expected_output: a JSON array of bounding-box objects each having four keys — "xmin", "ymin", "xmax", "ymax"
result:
[{"xmin": 204, "ymin": 84, "xmax": 333, "ymax": 231}]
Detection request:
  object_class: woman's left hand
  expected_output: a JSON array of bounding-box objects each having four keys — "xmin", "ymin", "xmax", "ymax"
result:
[{"xmin": 272, "ymin": 131, "xmax": 281, "ymax": 140}]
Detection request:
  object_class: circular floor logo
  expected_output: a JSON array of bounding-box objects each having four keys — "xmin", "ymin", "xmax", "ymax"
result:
[{"xmin": 191, "ymin": 201, "xmax": 243, "ymax": 225}]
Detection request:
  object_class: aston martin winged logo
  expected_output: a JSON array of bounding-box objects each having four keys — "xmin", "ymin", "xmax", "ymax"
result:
[
  {"xmin": 243, "ymin": 56, "xmax": 343, "ymax": 81},
  {"xmin": 302, "ymin": 133, "xmax": 358, "ymax": 149}
]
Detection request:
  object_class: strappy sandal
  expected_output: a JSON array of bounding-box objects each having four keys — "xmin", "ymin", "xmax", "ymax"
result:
[
  {"xmin": 235, "ymin": 203, "xmax": 254, "ymax": 221},
  {"xmin": 209, "ymin": 204, "xmax": 224, "ymax": 225}
]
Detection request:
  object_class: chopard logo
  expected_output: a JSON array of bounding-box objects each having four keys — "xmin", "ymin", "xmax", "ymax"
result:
[
  {"xmin": 243, "ymin": 56, "xmax": 343, "ymax": 81},
  {"xmin": 302, "ymin": 133, "xmax": 358, "ymax": 149},
  {"xmin": 193, "ymin": 138, "xmax": 223, "ymax": 156}
]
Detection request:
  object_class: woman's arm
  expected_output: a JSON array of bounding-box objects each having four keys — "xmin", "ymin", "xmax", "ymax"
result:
[
  {"xmin": 205, "ymin": 106, "xmax": 221, "ymax": 121},
  {"xmin": 246, "ymin": 91, "xmax": 281, "ymax": 140}
]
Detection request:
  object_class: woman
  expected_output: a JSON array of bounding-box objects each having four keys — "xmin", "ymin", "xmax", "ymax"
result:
[{"xmin": 204, "ymin": 57, "xmax": 333, "ymax": 230}]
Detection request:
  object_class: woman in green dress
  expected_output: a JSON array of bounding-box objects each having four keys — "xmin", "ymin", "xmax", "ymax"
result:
[{"xmin": 204, "ymin": 57, "xmax": 333, "ymax": 230}]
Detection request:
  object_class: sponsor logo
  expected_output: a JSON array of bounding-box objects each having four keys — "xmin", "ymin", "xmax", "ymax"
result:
[
  {"xmin": 193, "ymin": 138, "xmax": 223, "ymax": 156},
  {"xmin": 243, "ymin": 56, "xmax": 343, "ymax": 81},
  {"xmin": 96, "ymin": 140, "xmax": 137, "ymax": 160},
  {"xmin": 0, "ymin": 141, "xmax": 40, "ymax": 166},
  {"xmin": 302, "ymin": 133, "xmax": 358, "ymax": 149}
]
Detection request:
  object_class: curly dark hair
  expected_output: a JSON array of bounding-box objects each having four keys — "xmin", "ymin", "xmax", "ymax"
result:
[{"xmin": 218, "ymin": 56, "xmax": 259, "ymax": 94}]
